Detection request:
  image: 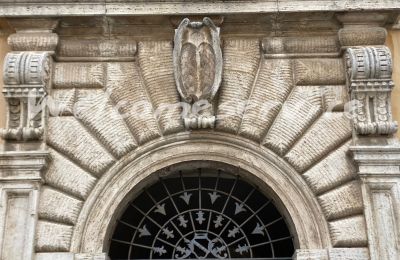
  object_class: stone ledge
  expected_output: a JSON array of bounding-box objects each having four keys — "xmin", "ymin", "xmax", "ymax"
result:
[
  {"xmin": 0, "ymin": 151, "xmax": 49, "ymax": 179},
  {"xmin": 351, "ymin": 145, "xmax": 400, "ymax": 176},
  {"xmin": 0, "ymin": 1, "xmax": 399, "ymax": 16}
]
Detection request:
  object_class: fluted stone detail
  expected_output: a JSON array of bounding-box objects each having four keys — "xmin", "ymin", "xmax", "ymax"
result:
[
  {"xmin": 264, "ymin": 86, "xmax": 322, "ymax": 155},
  {"xmin": 38, "ymin": 186, "xmax": 83, "ymax": 225},
  {"xmin": 239, "ymin": 59, "xmax": 294, "ymax": 141},
  {"xmin": 329, "ymin": 215, "xmax": 368, "ymax": 247},
  {"xmin": 53, "ymin": 63, "xmax": 105, "ymax": 89},
  {"xmin": 318, "ymin": 181, "xmax": 363, "ymax": 220},
  {"xmin": 139, "ymin": 41, "xmax": 184, "ymax": 133},
  {"xmin": 216, "ymin": 39, "xmax": 260, "ymax": 133},
  {"xmin": 303, "ymin": 141, "xmax": 356, "ymax": 195},
  {"xmin": 47, "ymin": 117, "xmax": 115, "ymax": 176},
  {"xmin": 45, "ymin": 149, "xmax": 97, "ymax": 200},
  {"xmin": 285, "ymin": 113, "xmax": 352, "ymax": 172},
  {"xmin": 75, "ymin": 89, "xmax": 137, "ymax": 158},
  {"xmin": 105, "ymin": 62, "xmax": 161, "ymax": 144},
  {"xmin": 36, "ymin": 221, "xmax": 73, "ymax": 252}
]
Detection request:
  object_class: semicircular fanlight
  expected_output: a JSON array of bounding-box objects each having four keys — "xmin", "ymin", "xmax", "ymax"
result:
[{"xmin": 109, "ymin": 169, "xmax": 295, "ymax": 260}]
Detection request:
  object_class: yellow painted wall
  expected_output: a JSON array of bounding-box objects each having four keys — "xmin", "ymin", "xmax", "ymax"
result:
[
  {"xmin": 0, "ymin": 19, "xmax": 12, "ymax": 136},
  {"xmin": 387, "ymin": 30, "xmax": 400, "ymax": 139},
  {"xmin": 0, "ymin": 35, "xmax": 9, "ymax": 132}
]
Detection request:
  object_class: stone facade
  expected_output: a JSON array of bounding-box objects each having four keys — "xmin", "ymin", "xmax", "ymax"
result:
[{"xmin": 0, "ymin": 1, "xmax": 399, "ymax": 260}]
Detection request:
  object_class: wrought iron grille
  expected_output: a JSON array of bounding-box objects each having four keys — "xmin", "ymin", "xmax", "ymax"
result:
[{"xmin": 109, "ymin": 170, "xmax": 294, "ymax": 259}]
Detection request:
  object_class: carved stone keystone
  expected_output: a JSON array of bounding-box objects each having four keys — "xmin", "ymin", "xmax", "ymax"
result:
[{"xmin": 173, "ymin": 17, "xmax": 222, "ymax": 129}]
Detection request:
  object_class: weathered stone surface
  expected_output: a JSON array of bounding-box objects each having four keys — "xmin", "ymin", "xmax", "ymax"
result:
[
  {"xmin": 303, "ymin": 141, "xmax": 356, "ymax": 194},
  {"xmin": 45, "ymin": 149, "xmax": 97, "ymax": 200},
  {"xmin": 294, "ymin": 249, "xmax": 328, "ymax": 260},
  {"xmin": 339, "ymin": 27, "xmax": 387, "ymax": 47},
  {"xmin": 138, "ymin": 41, "xmax": 184, "ymax": 133},
  {"xmin": 57, "ymin": 39, "xmax": 137, "ymax": 61},
  {"xmin": 328, "ymin": 248, "xmax": 369, "ymax": 260},
  {"xmin": 352, "ymin": 146, "xmax": 400, "ymax": 259},
  {"xmin": 36, "ymin": 253, "xmax": 74, "ymax": 260},
  {"xmin": 47, "ymin": 117, "xmax": 115, "ymax": 176},
  {"xmin": 50, "ymin": 89, "xmax": 76, "ymax": 116},
  {"xmin": 38, "ymin": 186, "xmax": 83, "ymax": 225},
  {"xmin": 318, "ymin": 181, "xmax": 363, "ymax": 220},
  {"xmin": 216, "ymin": 39, "xmax": 260, "ymax": 133},
  {"xmin": 75, "ymin": 89, "xmax": 137, "ymax": 158},
  {"xmin": 53, "ymin": 63, "xmax": 105, "ymax": 88},
  {"xmin": 262, "ymin": 36, "xmax": 340, "ymax": 58},
  {"xmin": 329, "ymin": 215, "xmax": 368, "ymax": 247},
  {"xmin": 173, "ymin": 18, "xmax": 223, "ymax": 129},
  {"xmin": 0, "ymin": 188, "xmax": 38, "ymax": 260},
  {"xmin": 1, "ymin": 51, "xmax": 51, "ymax": 141},
  {"xmin": 322, "ymin": 85, "xmax": 349, "ymax": 112},
  {"xmin": 285, "ymin": 113, "xmax": 352, "ymax": 172},
  {"xmin": 105, "ymin": 62, "xmax": 161, "ymax": 144},
  {"xmin": 264, "ymin": 86, "xmax": 322, "ymax": 155},
  {"xmin": 36, "ymin": 221, "xmax": 73, "ymax": 252},
  {"xmin": 345, "ymin": 46, "xmax": 398, "ymax": 135},
  {"xmin": 294, "ymin": 59, "xmax": 345, "ymax": 85},
  {"xmin": 8, "ymin": 32, "xmax": 59, "ymax": 51},
  {"xmin": 3, "ymin": 11, "xmax": 396, "ymax": 260},
  {"xmin": 239, "ymin": 59, "xmax": 294, "ymax": 141}
]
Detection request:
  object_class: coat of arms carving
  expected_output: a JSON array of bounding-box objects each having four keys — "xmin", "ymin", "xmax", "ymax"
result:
[{"xmin": 173, "ymin": 17, "xmax": 223, "ymax": 129}]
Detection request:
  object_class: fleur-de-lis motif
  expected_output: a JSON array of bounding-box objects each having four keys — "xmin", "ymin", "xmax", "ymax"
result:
[
  {"xmin": 196, "ymin": 211, "xmax": 206, "ymax": 224},
  {"xmin": 178, "ymin": 215, "xmax": 188, "ymax": 228}
]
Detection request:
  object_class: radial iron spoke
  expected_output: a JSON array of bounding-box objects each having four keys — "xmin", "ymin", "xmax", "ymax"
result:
[{"xmin": 110, "ymin": 173, "xmax": 295, "ymax": 260}]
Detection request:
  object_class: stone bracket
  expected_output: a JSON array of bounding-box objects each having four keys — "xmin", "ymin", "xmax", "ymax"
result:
[
  {"xmin": 1, "ymin": 18, "xmax": 58, "ymax": 142},
  {"xmin": 1, "ymin": 52, "xmax": 52, "ymax": 141},
  {"xmin": 344, "ymin": 46, "xmax": 398, "ymax": 135}
]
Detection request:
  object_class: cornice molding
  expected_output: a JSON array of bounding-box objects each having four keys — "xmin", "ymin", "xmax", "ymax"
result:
[{"xmin": 0, "ymin": 1, "xmax": 399, "ymax": 17}]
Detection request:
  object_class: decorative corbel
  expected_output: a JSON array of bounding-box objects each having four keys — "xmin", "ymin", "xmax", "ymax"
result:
[
  {"xmin": 0, "ymin": 18, "xmax": 58, "ymax": 141},
  {"xmin": 1, "ymin": 52, "xmax": 51, "ymax": 141},
  {"xmin": 344, "ymin": 46, "xmax": 398, "ymax": 135},
  {"xmin": 173, "ymin": 17, "xmax": 223, "ymax": 129}
]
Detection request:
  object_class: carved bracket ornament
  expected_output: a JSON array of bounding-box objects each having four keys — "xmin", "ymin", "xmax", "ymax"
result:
[
  {"xmin": 1, "ymin": 52, "xmax": 51, "ymax": 141},
  {"xmin": 173, "ymin": 17, "xmax": 223, "ymax": 129},
  {"xmin": 345, "ymin": 46, "xmax": 398, "ymax": 135}
]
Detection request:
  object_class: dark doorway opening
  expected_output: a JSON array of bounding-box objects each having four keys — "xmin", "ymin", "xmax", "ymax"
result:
[{"xmin": 109, "ymin": 168, "xmax": 295, "ymax": 259}]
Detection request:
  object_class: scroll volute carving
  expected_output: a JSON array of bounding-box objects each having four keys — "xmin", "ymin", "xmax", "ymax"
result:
[
  {"xmin": 345, "ymin": 46, "xmax": 398, "ymax": 135},
  {"xmin": 1, "ymin": 52, "xmax": 51, "ymax": 141},
  {"xmin": 173, "ymin": 17, "xmax": 222, "ymax": 129}
]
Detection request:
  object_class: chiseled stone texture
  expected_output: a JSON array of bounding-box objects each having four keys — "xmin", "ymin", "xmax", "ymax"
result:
[
  {"xmin": 2, "ymin": 8, "xmax": 400, "ymax": 260},
  {"xmin": 36, "ymin": 221, "xmax": 73, "ymax": 252},
  {"xmin": 35, "ymin": 32, "xmax": 372, "ymax": 255}
]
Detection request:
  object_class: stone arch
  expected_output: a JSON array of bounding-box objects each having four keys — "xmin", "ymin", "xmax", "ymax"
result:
[
  {"xmin": 35, "ymin": 37, "xmax": 368, "ymax": 255},
  {"xmin": 70, "ymin": 134, "xmax": 331, "ymax": 254}
]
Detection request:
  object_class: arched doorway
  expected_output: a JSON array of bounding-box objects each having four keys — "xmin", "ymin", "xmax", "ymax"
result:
[
  {"xmin": 109, "ymin": 167, "xmax": 294, "ymax": 259},
  {"xmin": 71, "ymin": 136, "xmax": 330, "ymax": 254}
]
